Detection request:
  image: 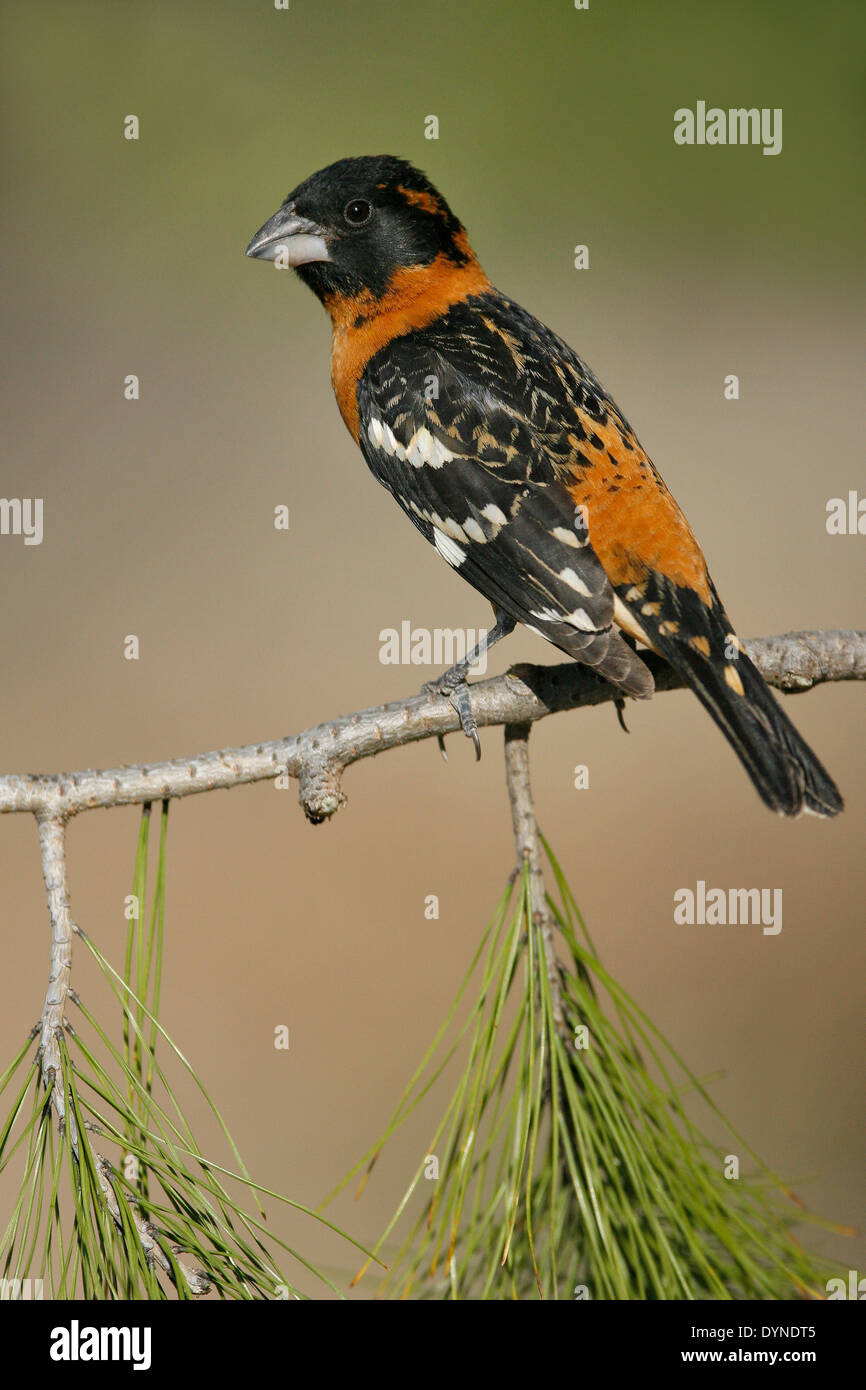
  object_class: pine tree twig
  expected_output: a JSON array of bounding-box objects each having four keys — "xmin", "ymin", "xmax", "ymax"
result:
[
  {"xmin": 34, "ymin": 812, "xmax": 210, "ymax": 1294},
  {"xmin": 0, "ymin": 629, "xmax": 861, "ymax": 827},
  {"xmin": 94, "ymin": 1155, "xmax": 210, "ymax": 1297},
  {"xmin": 36, "ymin": 814, "xmax": 76, "ymax": 1140},
  {"xmin": 503, "ymin": 723, "xmax": 569, "ymax": 1042}
]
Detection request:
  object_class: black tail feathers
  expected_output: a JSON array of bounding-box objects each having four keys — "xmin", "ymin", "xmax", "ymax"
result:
[{"xmin": 666, "ymin": 643, "xmax": 843, "ymax": 818}]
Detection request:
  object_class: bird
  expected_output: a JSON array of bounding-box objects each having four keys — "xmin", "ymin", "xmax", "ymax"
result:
[{"xmin": 245, "ymin": 155, "xmax": 843, "ymax": 818}]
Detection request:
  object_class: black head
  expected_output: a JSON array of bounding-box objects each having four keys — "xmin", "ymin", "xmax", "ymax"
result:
[{"xmin": 245, "ymin": 155, "xmax": 473, "ymax": 303}]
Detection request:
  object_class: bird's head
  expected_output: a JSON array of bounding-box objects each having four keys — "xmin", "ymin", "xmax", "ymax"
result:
[{"xmin": 245, "ymin": 155, "xmax": 482, "ymax": 313}]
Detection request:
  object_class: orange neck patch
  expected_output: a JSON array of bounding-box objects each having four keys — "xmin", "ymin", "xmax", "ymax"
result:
[{"xmin": 326, "ymin": 235, "xmax": 490, "ymax": 441}]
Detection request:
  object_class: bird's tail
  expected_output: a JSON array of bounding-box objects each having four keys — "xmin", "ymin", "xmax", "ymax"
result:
[{"xmin": 664, "ymin": 640, "xmax": 843, "ymax": 818}]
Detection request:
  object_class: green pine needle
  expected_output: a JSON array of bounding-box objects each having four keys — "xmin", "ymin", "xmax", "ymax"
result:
[
  {"xmin": 335, "ymin": 840, "xmax": 850, "ymax": 1300},
  {"xmin": 0, "ymin": 802, "xmax": 377, "ymax": 1300}
]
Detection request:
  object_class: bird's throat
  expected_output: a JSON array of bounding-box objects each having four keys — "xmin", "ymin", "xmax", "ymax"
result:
[{"xmin": 327, "ymin": 240, "xmax": 491, "ymax": 440}]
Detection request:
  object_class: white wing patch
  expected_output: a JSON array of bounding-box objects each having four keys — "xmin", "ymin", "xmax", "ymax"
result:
[
  {"xmin": 367, "ymin": 417, "xmax": 406, "ymax": 459},
  {"xmin": 559, "ymin": 567, "xmax": 593, "ymax": 597},
  {"xmin": 530, "ymin": 606, "xmax": 601, "ymax": 634},
  {"xmin": 613, "ymin": 595, "xmax": 654, "ymax": 649},
  {"xmin": 552, "ymin": 526, "xmax": 580, "ymax": 549},
  {"xmin": 565, "ymin": 608, "xmax": 597, "ymax": 632},
  {"xmin": 530, "ymin": 606, "xmax": 562, "ymax": 623},
  {"xmin": 368, "ymin": 418, "xmax": 455, "ymax": 469},
  {"xmin": 406, "ymin": 426, "xmax": 454, "ymax": 468},
  {"xmin": 433, "ymin": 528, "xmax": 466, "ymax": 568}
]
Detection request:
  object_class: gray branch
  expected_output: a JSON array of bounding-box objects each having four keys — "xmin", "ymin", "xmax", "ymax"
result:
[
  {"xmin": 37, "ymin": 815, "xmax": 76, "ymax": 1138},
  {"xmin": 94, "ymin": 1155, "xmax": 210, "ymax": 1297},
  {"xmin": 504, "ymin": 723, "xmax": 569, "ymax": 1041},
  {"xmin": 35, "ymin": 811, "xmax": 210, "ymax": 1294},
  {"xmin": 1, "ymin": 629, "xmax": 861, "ymax": 826}
]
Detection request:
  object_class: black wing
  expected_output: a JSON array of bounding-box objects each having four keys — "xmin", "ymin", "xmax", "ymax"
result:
[{"xmin": 356, "ymin": 293, "xmax": 653, "ymax": 697}]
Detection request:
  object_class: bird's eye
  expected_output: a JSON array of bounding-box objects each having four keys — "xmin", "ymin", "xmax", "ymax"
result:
[{"xmin": 343, "ymin": 198, "xmax": 372, "ymax": 227}]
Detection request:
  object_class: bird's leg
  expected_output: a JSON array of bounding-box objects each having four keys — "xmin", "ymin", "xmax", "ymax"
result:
[{"xmin": 422, "ymin": 609, "xmax": 516, "ymax": 760}]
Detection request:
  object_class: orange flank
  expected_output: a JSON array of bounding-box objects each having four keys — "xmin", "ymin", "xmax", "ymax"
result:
[
  {"xmin": 565, "ymin": 410, "xmax": 713, "ymax": 605},
  {"xmin": 326, "ymin": 234, "xmax": 490, "ymax": 441}
]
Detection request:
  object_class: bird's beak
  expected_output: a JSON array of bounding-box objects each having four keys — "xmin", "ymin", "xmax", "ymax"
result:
[{"xmin": 245, "ymin": 202, "xmax": 331, "ymax": 265}]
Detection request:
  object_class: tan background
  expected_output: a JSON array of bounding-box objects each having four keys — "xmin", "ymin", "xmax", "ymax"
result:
[{"xmin": 1, "ymin": 0, "xmax": 863, "ymax": 1292}]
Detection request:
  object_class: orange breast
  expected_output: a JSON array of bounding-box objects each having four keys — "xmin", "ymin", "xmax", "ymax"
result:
[{"xmin": 327, "ymin": 237, "xmax": 490, "ymax": 442}]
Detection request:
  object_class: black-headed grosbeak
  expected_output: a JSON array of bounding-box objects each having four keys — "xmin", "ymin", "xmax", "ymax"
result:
[{"xmin": 246, "ymin": 155, "xmax": 842, "ymax": 818}]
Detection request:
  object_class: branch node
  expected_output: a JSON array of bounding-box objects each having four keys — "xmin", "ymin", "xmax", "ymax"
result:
[{"xmin": 299, "ymin": 760, "xmax": 346, "ymax": 824}]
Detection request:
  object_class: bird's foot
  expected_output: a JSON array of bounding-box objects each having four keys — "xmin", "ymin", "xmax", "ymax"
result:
[{"xmin": 422, "ymin": 674, "xmax": 481, "ymax": 761}]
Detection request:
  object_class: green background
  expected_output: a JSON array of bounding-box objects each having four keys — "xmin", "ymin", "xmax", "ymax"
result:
[{"xmin": 1, "ymin": 0, "xmax": 863, "ymax": 1295}]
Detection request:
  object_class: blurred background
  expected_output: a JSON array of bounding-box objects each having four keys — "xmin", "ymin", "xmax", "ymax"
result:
[{"xmin": 1, "ymin": 0, "xmax": 863, "ymax": 1292}]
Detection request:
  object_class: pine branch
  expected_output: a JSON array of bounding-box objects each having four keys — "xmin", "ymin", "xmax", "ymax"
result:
[
  {"xmin": 0, "ymin": 629, "xmax": 861, "ymax": 826},
  {"xmin": 5, "ymin": 627, "xmax": 860, "ymax": 1299},
  {"xmin": 504, "ymin": 722, "xmax": 569, "ymax": 1042},
  {"xmin": 11, "ymin": 626, "xmax": 864, "ymax": 1131}
]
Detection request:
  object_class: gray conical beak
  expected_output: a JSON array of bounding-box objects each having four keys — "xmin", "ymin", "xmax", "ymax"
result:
[{"xmin": 245, "ymin": 202, "xmax": 331, "ymax": 265}]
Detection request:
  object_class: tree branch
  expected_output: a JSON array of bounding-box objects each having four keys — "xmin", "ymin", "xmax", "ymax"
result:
[
  {"xmin": 504, "ymin": 723, "xmax": 569, "ymax": 1041},
  {"xmin": 93, "ymin": 1155, "xmax": 210, "ymax": 1297},
  {"xmin": 37, "ymin": 814, "xmax": 76, "ymax": 1137},
  {"xmin": 0, "ymin": 629, "xmax": 861, "ymax": 826},
  {"xmin": 33, "ymin": 810, "xmax": 210, "ymax": 1293}
]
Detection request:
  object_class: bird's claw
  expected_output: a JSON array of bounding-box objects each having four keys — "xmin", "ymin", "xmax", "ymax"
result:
[
  {"xmin": 614, "ymin": 696, "xmax": 630, "ymax": 734},
  {"xmin": 447, "ymin": 683, "xmax": 481, "ymax": 759},
  {"xmin": 422, "ymin": 677, "xmax": 481, "ymax": 760}
]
